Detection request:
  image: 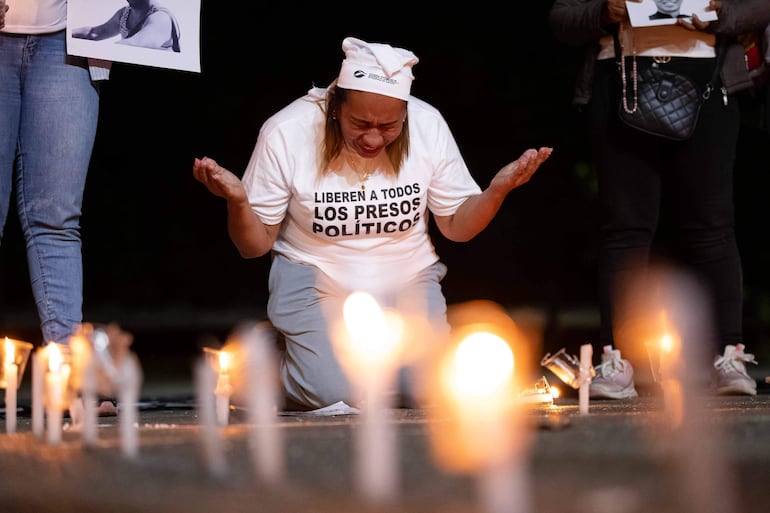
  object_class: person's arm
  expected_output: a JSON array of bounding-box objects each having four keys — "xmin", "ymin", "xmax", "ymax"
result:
[
  {"xmin": 71, "ymin": 10, "xmax": 122, "ymax": 40},
  {"xmin": 696, "ymin": 0, "xmax": 770, "ymax": 36},
  {"xmin": 549, "ymin": 0, "xmax": 639, "ymax": 44},
  {"xmin": 432, "ymin": 147, "xmax": 552, "ymax": 242},
  {"xmin": 0, "ymin": 1, "xmax": 9, "ymax": 31},
  {"xmin": 192, "ymin": 157, "xmax": 280, "ymax": 258},
  {"xmin": 118, "ymin": 10, "xmax": 172, "ymax": 48}
]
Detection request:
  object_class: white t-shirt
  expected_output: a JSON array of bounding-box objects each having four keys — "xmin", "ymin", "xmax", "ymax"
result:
[
  {"xmin": 242, "ymin": 87, "xmax": 482, "ymax": 292},
  {"xmin": 2, "ymin": 0, "xmax": 67, "ymax": 34}
]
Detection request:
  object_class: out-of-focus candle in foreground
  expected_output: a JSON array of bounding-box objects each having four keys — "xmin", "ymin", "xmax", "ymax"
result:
[{"xmin": 425, "ymin": 300, "xmax": 534, "ymax": 513}]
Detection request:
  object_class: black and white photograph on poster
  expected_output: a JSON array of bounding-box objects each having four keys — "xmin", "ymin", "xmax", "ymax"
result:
[
  {"xmin": 626, "ymin": 0, "xmax": 718, "ymax": 27},
  {"xmin": 66, "ymin": 0, "xmax": 200, "ymax": 73}
]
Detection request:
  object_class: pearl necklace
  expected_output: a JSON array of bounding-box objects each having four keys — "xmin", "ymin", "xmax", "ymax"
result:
[{"xmin": 620, "ymin": 52, "xmax": 638, "ymax": 114}]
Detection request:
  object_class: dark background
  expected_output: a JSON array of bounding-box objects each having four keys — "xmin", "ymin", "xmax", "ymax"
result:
[{"xmin": 1, "ymin": 2, "xmax": 769, "ymax": 359}]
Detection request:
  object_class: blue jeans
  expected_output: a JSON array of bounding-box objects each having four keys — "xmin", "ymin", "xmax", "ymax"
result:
[{"xmin": 0, "ymin": 31, "xmax": 99, "ymax": 344}]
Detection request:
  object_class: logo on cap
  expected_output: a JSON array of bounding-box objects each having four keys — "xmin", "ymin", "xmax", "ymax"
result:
[{"xmin": 354, "ymin": 70, "xmax": 366, "ymax": 78}]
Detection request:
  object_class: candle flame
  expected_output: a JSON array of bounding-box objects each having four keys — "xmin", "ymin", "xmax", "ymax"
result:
[
  {"xmin": 218, "ymin": 350, "xmax": 231, "ymax": 373},
  {"xmin": 550, "ymin": 386, "xmax": 561, "ymax": 399},
  {"xmin": 343, "ymin": 291, "xmax": 386, "ymax": 340},
  {"xmin": 342, "ymin": 291, "xmax": 402, "ymax": 364},
  {"xmin": 47, "ymin": 343, "xmax": 63, "ymax": 373},
  {"xmin": 4, "ymin": 337, "xmax": 14, "ymax": 365},
  {"xmin": 660, "ymin": 333, "xmax": 674, "ymax": 353},
  {"xmin": 449, "ymin": 332, "xmax": 514, "ymax": 398}
]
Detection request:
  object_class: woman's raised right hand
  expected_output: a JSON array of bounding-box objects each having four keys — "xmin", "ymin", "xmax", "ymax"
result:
[{"xmin": 192, "ymin": 156, "xmax": 248, "ymax": 204}]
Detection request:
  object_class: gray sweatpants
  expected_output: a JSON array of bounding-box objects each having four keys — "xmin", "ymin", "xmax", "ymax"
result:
[{"xmin": 267, "ymin": 253, "xmax": 449, "ymax": 411}]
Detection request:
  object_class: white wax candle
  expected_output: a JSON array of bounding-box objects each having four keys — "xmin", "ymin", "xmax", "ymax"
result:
[
  {"xmin": 79, "ymin": 347, "xmax": 98, "ymax": 446},
  {"xmin": 81, "ymin": 382, "xmax": 98, "ymax": 446},
  {"xmin": 243, "ymin": 330, "xmax": 284, "ymax": 485},
  {"xmin": 119, "ymin": 353, "xmax": 141, "ymax": 459},
  {"xmin": 213, "ymin": 349, "xmax": 233, "ymax": 426},
  {"xmin": 355, "ymin": 379, "xmax": 396, "ymax": 504},
  {"xmin": 195, "ymin": 357, "xmax": 227, "ymax": 477},
  {"xmin": 338, "ymin": 292, "xmax": 401, "ymax": 502},
  {"xmin": 4, "ymin": 361, "xmax": 17, "ymax": 434},
  {"xmin": 214, "ymin": 370, "xmax": 230, "ymax": 427},
  {"xmin": 478, "ymin": 456, "xmax": 531, "ymax": 513},
  {"xmin": 248, "ymin": 387, "xmax": 282, "ymax": 484},
  {"xmin": 45, "ymin": 363, "xmax": 68, "ymax": 444},
  {"xmin": 579, "ymin": 343, "xmax": 593, "ymax": 415},
  {"xmin": 31, "ymin": 351, "xmax": 44, "ymax": 438},
  {"xmin": 4, "ymin": 338, "xmax": 17, "ymax": 434}
]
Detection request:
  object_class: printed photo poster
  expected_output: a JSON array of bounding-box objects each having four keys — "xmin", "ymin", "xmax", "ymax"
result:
[
  {"xmin": 626, "ymin": 0, "xmax": 718, "ymax": 27},
  {"xmin": 67, "ymin": 0, "xmax": 201, "ymax": 73}
]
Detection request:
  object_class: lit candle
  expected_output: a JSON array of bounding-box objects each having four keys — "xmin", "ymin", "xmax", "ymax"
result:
[
  {"xmin": 44, "ymin": 343, "xmax": 70, "ymax": 444},
  {"xmin": 441, "ymin": 331, "xmax": 530, "ymax": 513},
  {"xmin": 657, "ymin": 331, "xmax": 684, "ymax": 428},
  {"xmin": 4, "ymin": 338, "xmax": 18, "ymax": 434},
  {"xmin": 425, "ymin": 301, "xmax": 533, "ymax": 513},
  {"xmin": 335, "ymin": 292, "xmax": 403, "ymax": 504},
  {"xmin": 579, "ymin": 343, "xmax": 593, "ymax": 415},
  {"xmin": 658, "ymin": 332, "xmax": 675, "ymax": 380},
  {"xmin": 31, "ymin": 349, "xmax": 44, "ymax": 438},
  {"xmin": 195, "ymin": 356, "xmax": 227, "ymax": 477},
  {"xmin": 214, "ymin": 350, "xmax": 232, "ymax": 426}
]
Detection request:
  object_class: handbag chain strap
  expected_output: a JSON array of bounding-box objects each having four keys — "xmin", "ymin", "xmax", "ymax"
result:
[
  {"xmin": 620, "ymin": 52, "xmax": 638, "ymax": 114},
  {"xmin": 612, "ymin": 30, "xmax": 727, "ymax": 113}
]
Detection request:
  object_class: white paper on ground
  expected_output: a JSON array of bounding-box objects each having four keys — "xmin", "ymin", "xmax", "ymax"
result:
[{"xmin": 280, "ymin": 400, "xmax": 360, "ymax": 417}]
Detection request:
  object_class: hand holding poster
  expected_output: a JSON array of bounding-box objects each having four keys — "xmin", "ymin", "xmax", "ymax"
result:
[
  {"xmin": 626, "ymin": 0, "xmax": 718, "ymax": 27},
  {"xmin": 67, "ymin": 0, "xmax": 200, "ymax": 73}
]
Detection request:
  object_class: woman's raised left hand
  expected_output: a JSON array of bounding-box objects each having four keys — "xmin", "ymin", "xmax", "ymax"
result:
[{"xmin": 491, "ymin": 147, "xmax": 553, "ymax": 194}]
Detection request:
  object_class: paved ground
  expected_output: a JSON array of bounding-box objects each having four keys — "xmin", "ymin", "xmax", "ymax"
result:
[{"xmin": 1, "ymin": 369, "xmax": 769, "ymax": 513}]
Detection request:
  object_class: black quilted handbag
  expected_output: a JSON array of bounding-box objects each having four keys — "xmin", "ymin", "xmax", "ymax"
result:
[
  {"xmin": 618, "ymin": 62, "xmax": 703, "ymax": 141},
  {"xmin": 613, "ymin": 33, "xmax": 725, "ymax": 141}
]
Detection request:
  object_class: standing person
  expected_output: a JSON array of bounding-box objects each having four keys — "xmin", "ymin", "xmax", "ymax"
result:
[
  {"xmin": 72, "ymin": 0, "xmax": 180, "ymax": 52},
  {"xmin": 193, "ymin": 37, "xmax": 552, "ymax": 411},
  {"xmin": 0, "ymin": 0, "xmax": 109, "ymax": 345},
  {"xmin": 549, "ymin": 0, "xmax": 770, "ymax": 398}
]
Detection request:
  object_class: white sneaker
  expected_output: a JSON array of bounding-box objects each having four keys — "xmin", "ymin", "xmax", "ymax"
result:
[
  {"xmin": 590, "ymin": 345, "xmax": 639, "ymax": 399},
  {"xmin": 713, "ymin": 343, "xmax": 757, "ymax": 396}
]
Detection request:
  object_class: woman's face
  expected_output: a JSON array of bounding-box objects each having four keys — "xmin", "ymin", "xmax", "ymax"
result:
[
  {"xmin": 338, "ymin": 91, "xmax": 407, "ymax": 158},
  {"xmin": 653, "ymin": 0, "xmax": 683, "ymax": 15}
]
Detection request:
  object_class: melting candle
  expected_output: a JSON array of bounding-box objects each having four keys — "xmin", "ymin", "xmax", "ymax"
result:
[
  {"xmin": 579, "ymin": 343, "xmax": 593, "ymax": 415},
  {"xmin": 119, "ymin": 353, "xmax": 142, "ymax": 459},
  {"xmin": 195, "ymin": 356, "xmax": 227, "ymax": 477},
  {"xmin": 31, "ymin": 349, "xmax": 44, "ymax": 438},
  {"xmin": 4, "ymin": 338, "xmax": 18, "ymax": 434},
  {"xmin": 340, "ymin": 292, "xmax": 402, "ymax": 504},
  {"xmin": 450, "ymin": 331, "xmax": 530, "ymax": 513},
  {"xmin": 45, "ymin": 343, "xmax": 70, "ymax": 444},
  {"xmin": 214, "ymin": 350, "xmax": 232, "ymax": 426}
]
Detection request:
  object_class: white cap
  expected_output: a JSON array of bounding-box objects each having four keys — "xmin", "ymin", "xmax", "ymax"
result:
[{"xmin": 336, "ymin": 37, "xmax": 418, "ymax": 101}]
